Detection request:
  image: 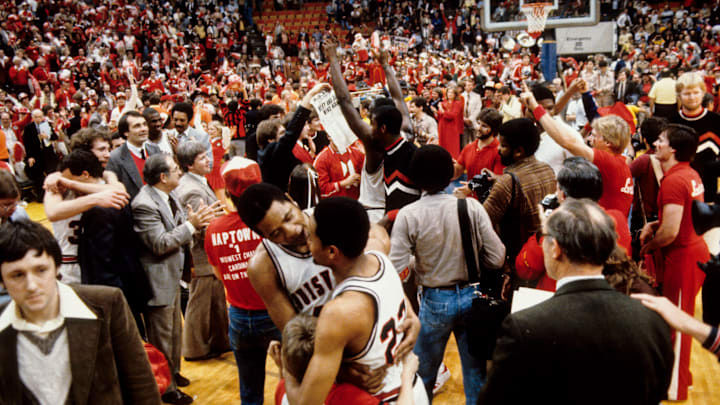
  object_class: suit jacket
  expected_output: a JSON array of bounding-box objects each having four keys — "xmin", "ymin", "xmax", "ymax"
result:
[
  {"xmin": 106, "ymin": 143, "xmax": 160, "ymax": 200},
  {"xmin": 478, "ymin": 279, "xmax": 673, "ymax": 405},
  {"xmin": 0, "ymin": 284, "xmax": 161, "ymax": 405},
  {"xmin": 132, "ymin": 185, "xmax": 194, "ymax": 307},
  {"xmin": 79, "ymin": 205, "xmax": 154, "ymax": 312},
  {"xmin": 462, "ymin": 91, "xmax": 483, "ymax": 124},
  {"xmin": 614, "ymin": 80, "xmax": 641, "ymax": 104},
  {"xmin": 175, "ymin": 173, "xmax": 217, "ymax": 277},
  {"xmin": 23, "ymin": 121, "xmax": 58, "ymax": 176}
]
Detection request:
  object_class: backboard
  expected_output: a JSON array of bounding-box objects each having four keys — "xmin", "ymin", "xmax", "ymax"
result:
[{"xmin": 482, "ymin": 0, "xmax": 599, "ymax": 32}]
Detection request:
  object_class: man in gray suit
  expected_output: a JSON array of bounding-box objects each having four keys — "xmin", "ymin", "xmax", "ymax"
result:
[
  {"xmin": 132, "ymin": 154, "xmax": 217, "ymax": 405},
  {"xmin": 175, "ymin": 142, "xmax": 228, "ymax": 361},
  {"xmin": 461, "ymin": 79, "xmax": 483, "ymax": 148},
  {"xmin": 106, "ymin": 111, "xmax": 162, "ymax": 200},
  {"xmin": 167, "ymin": 102, "xmax": 213, "ymax": 167}
]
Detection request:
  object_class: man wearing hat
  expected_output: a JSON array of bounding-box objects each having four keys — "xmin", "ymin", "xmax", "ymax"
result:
[{"xmin": 203, "ymin": 157, "xmax": 281, "ymax": 405}]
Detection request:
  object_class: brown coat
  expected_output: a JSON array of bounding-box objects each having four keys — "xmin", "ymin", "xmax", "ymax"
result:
[{"xmin": 0, "ymin": 285, "xmax": 161, "ymax": 405}]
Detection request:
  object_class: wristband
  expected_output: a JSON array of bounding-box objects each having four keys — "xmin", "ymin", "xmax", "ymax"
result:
[{"xmin": 533, "ymin": 105, "xmax": 547, "ymax": 121}]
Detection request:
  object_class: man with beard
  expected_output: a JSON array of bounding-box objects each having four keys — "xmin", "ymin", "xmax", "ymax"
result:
[
  {"xmin": 482, "ymin": 118, "xmax": 556, "ymax": 289},
  {"xmin": 453, "ymin": 108, "xmax": 504, "ymax": 199}
]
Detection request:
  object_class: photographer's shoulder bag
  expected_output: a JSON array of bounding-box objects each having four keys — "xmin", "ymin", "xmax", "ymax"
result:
[{"xmin": 457, "ymin": 198, "xmax": 511, "ymax": 361}]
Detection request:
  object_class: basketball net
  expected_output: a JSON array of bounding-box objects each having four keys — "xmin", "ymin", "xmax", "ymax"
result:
[{"xmin": 521, "ymin": 3, "xmax": 553, "ymax": 39}]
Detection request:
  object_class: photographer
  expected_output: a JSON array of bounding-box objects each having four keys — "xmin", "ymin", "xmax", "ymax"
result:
[
  {"xmin": 453, "ymin": 108, "xmax": 504, "ymax": 199},
  {"xmin": 390, "ymin": 145, "xmax": 505, "ymax": 402},
  {"xmin": 482, "ymin": 118, "xmax": 556, "ymax": 288},
  {"xmin": 516, "ymin": 157, "xmax": 633, "ymax": 292}
]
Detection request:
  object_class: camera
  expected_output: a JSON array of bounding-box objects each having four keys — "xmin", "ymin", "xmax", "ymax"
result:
[
  {"xmin": 540, "ymin": 194, "xmax": 559, "ymax": 216},
  {"xmin": 631, "ymin": 133, "xmax": 646, "ymax": 152},
  {"xmin": 468, "ymin": 172, "xmax": 495, "ymax": 202}
]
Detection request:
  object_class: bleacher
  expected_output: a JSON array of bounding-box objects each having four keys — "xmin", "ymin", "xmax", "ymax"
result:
[{"xmin": 254, "ymin": 1, "xmax": 365, "ymax": 43}]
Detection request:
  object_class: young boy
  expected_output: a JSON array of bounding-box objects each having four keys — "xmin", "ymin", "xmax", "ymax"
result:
[{"xmin": 269, "ymin": 314, "xmax": 419, "ymax": 405}]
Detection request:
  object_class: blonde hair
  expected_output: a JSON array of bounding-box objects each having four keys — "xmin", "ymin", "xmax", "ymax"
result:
[
  {"xmin": 591, "ymin": 115, "xmax": 630, "ymax": 154},
  {"xmin": 281, "ymin": 315, "xmax": 317, "ymax": 383},
  {"xmin": 676, "ymin": 71, "xmax": 707, "ymax": 93}
]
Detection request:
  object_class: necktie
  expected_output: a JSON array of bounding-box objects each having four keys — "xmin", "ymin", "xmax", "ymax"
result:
[
  {"xmin": 141, "ymin": 149, "xmax": 146, "ymax": 160},
  {"xmin": 464, "ymin": 94, "xmax": 469, "ymax": 117},
  {"xmin": 169, "ymin": 197, "xmax": 178, "ymax": 217}
]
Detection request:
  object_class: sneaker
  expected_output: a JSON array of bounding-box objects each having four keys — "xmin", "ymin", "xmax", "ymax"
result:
[{"xmin": 433, "ymin": 363, "xmax": 451, "ymax": 395}]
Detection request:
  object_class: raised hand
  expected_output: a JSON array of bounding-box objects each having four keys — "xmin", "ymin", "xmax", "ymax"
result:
[{"xmin": 322, "ymin": 35, "xmax": 339, "ymax": 61}]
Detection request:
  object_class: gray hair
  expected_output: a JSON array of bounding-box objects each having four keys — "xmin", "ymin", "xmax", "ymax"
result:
[
  {"xmin": 143, "ymin": 154, "xmax": 172, "ymax": 186},
  {"xmin": 177, "ymin": 141, "xmax": 207, "ymax": 172}
]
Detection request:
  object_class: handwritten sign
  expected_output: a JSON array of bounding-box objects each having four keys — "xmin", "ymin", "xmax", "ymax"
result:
[{"xmin": 310, "ymin": 90, "xmax": 358, "ymax": 154}]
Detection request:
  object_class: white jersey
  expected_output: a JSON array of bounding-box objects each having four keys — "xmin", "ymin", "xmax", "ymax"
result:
[
  {"xmin": 359, "ymin": 161, "xmax": 385, "ymax": 223},
  {"xmin": 331, "ymin": 251, "xmax": 408, "ymax": 400},
  {"xmin": 51, "ymin": 214, "xmax": 82, "ymax": 284},
  {"xmin": 263, "ymin": 239, "xmax": 335, "ymax": 316}
]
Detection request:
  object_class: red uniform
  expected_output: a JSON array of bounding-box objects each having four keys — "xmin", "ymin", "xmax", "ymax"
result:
[
  {"xmin": 313, "ymin": 145, "xmax": 365, "ymax": 199},
  {"xmin": 593, "ymin": 148, "xmax": 633, "ymax": 217},
  {"xmin": 205, "ymin": 137, "xmax": 226, "ymax": 190},
  {"xmin": 456, "ymin": 138, "xmax": 504, "ymax": 179},
  {"xmin": 204, "ymin": 214, "xmax": 266, "ymax": 310},
  {"xmin": 657, "ymin": 162, "xmax": 709, "ymax": 401}
]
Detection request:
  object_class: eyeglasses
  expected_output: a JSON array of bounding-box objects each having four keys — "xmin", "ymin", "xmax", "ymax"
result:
[{"xmin": 535, "ymin": 231, "xmax": 552, "ymax": 244}]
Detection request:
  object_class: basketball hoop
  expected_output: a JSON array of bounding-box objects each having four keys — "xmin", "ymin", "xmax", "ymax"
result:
[{"xmin": 521, "ymin": 3, "xmax": 553, "ymax": 40}]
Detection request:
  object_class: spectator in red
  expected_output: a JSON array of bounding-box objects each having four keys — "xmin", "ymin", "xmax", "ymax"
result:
[
  {"xmin": 433, "ymin": 85, "xmax": 464, "ymax": 159},
  {"xmin": 8, "ymin": 57, "xmax": 29, "ymax": 94},
  {"xmin": 522, "ymin": 82, "xmax": 634, "ymax": 217},
  {"xmin": 204, "ymin": 157, "xmax": 281, "ymax": 405},
  {"xmin": 313, "ymin": 140, "xmax": 364, "ymax": 200},
  {"xmin": 639, "ymin": 124, "xmax": 709, "ymax": 402},
  {"xmin": 453, "ymin": 107, "xmax": 504, "ymax": 198}
]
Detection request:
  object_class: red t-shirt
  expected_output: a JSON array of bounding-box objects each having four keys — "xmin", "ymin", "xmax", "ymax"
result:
[
  {"xmin": 204, "ymin": 213, "xmax": 266, "ymax": 310},
  {"xmin": 275, "ymin": 380, "xmax": 379, "ymax": 405},
  {"xmin": 457, "ymin": 137, "xmax": 504, "ymax": 179},
  {"xmin": 658, "ymin": 162, "xmax": 705, "ymax": 249},
  {"xmin": 593, "ymin": 148, "xmax": 633, "ymax": 217}
]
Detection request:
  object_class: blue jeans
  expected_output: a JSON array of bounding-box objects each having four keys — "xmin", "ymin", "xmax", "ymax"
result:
[
  {"xmin": 229, "ymin": 306, "xmax": 282, "ymax": 405},
  {"xmin": 414, "ymin": 285, "xmax": 486, "ymax": 403}
]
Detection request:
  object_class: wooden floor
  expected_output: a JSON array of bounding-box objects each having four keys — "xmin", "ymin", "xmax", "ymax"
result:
[{"xmin": 26, "ymin": 202, "xmax": 720, "ymax": 405}]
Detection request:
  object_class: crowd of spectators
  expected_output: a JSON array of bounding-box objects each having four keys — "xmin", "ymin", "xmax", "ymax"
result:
[{"xmin": 3, "ymin": 0, "xmax": 720, "ymax": 404}]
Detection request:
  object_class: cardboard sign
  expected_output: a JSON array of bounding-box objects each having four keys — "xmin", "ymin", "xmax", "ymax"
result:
[{"xmin": 310, "ymin": 90, "xmax": 358, "ymax": 154}]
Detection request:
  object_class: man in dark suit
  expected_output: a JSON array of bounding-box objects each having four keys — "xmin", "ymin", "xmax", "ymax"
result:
[
  {"xmin": 106, "ymin": 111, "xmax": 161, "ymax": 200},
  {"xmin": 478, "ymin": 199, "xmax": 674, "ymax": 405},
  {"xmin": 23, "ymin": 109, "xmax": 59, "ymax": 198},
  {"xmin": 132, "ymin": 154, "xmax": 216, "ymax": 405},
  {"xmin": 175, "ymin": 141, "xmax": 228, "ymax": 361},
  {"xmin": 614, "ymin": 68, "xmax": 641, "ymax": 105},
  {"xmin": 0, "ymin": 219, "xmax": 161, "ymax": 405}
]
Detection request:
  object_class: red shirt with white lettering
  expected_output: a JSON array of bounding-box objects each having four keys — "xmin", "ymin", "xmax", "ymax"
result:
[
  {"xmin": 593, "ymin": 148, "xmax": 633, "ymax": 217},
  {"xmin": 658, "ymin": 162, "xmax": 705, "ymax": 249},
  {"xmin": 205, "ymin": 213, "xmax": 266, "ymax": 310},
  {"xmin": 457, "ymin": 137, "xmax": 505, "ymax": 178}
]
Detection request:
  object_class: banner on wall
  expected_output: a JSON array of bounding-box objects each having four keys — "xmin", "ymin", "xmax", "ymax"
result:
[{"xmin": 556, "ymin": 22, "xmax": 615, "ymax": 55}]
